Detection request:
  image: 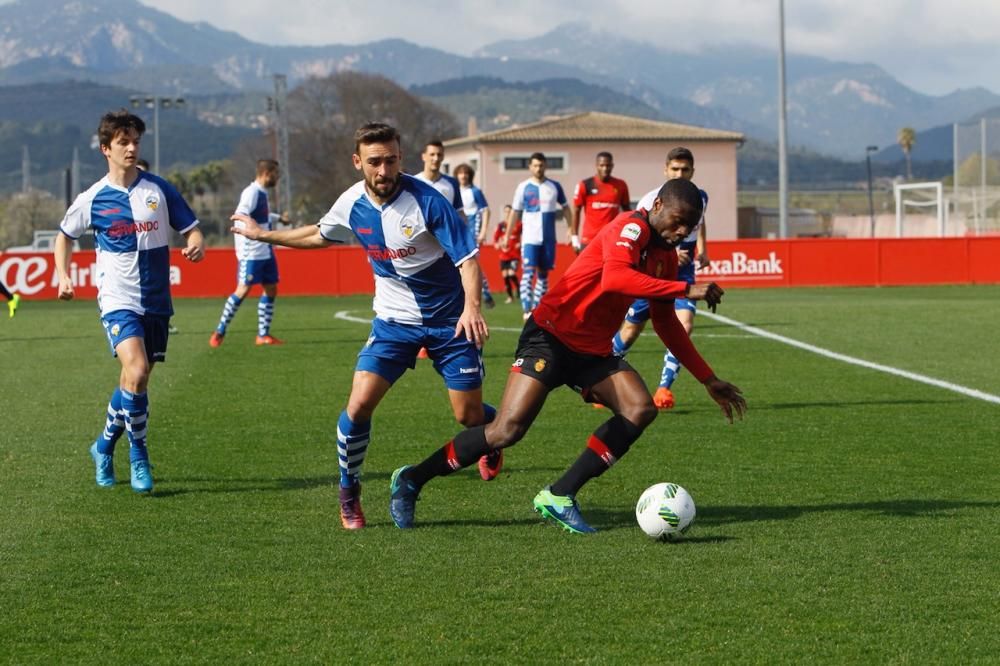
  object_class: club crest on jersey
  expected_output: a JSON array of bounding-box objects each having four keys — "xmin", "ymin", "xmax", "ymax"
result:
[
  {"xmin": 621, "ymin": 223, "xmax": 642, "ymax": 241},
  {"xmin": 400, "ymin": 220, "xmax": 415, "ymax": 238},
  {"xmin": 145, "ymin": 194, "xmax": 159, "ymax": 211},
  {"xmin": 534, "ymin": 359, "xmax": 546, "ymax": 373}
]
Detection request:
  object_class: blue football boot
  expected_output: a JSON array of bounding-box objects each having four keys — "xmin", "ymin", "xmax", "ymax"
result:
[
  {"xmin": 389, "ymin": 466, "xmax": 420, "ymax": 529},
  {"xmin": 532, "ymin": 487, "xmax": 596, "ymax": 534}
]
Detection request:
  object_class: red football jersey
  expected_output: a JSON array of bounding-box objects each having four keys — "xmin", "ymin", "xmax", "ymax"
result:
[
  {"xmin": 530, "ymin": 210, "xmax": 713, "ymax": 381},
  {"xmin": 573, "ymin": 176, "xmax": 631, "ymax": 245},
  {"xmin": 493, "ymin": 220, "xmax": 522, "ymax": 262}
]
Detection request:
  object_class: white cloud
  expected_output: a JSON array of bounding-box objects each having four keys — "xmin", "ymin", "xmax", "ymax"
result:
[{"xmin": 120, "ymin": 0, "xmax": 1000, "ymax": 94}]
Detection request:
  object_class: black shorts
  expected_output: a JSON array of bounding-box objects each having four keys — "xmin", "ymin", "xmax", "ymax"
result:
[
  {"xmin": 511, "ymin": 317, "xmax": 632, "ymax": 399},
  {"xmin": 500, "ymin": 259, "xmax": 519, "ymax": 272}
]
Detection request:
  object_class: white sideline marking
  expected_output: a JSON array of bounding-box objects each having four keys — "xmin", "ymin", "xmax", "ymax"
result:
[{"xmin": 701, "ymin": 312, "xmax": 1000, "ymax": 405}]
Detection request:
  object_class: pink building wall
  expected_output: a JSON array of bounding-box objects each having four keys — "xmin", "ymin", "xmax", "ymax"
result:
[{"xmin": 444, "ymin": 140, "xmax": 739, "ymax": 239}]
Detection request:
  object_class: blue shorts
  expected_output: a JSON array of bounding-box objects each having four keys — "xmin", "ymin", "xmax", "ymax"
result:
[
  {"xmin": 238, "ymin": 257, "xmax": 279, "ymax": 286},
  {"xmin": 624, "ymin": 298, "xmax": 697, "ymax": 324},
  {"xmin": 624, "ymin": 299, "xmax": 651, "ymax": 324},
  {"xmin": 522, "ymin": 243, "xmax": 555, "ymax": 271},
  {"xmin": 356, "ymin": 318, "xmax": 484, "ymax": 391},
  {"xmin": 101, "ymin": 309, "xmax": 170, "ymax": 363}
]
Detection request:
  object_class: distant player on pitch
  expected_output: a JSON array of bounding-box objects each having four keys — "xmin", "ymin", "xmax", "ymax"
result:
[
  {"xmin": 504, "ymin": 152, "xmax": 571, "ymax": 319},
  {"xmin": 455, "ymin": 162, "xmax": 496, "ymax": 309},
  {"xmin": 210, "ymin": 159, "xmax": 288, "ymax": 347},
  {"xmin": 570, "ymin": 151, "xmax": 631, "ymax": 252},
  {"xmin": 493, "ymin": 204, "xmax": 521, "ymax": 304},
  {"xmin": 56, "ymin": 109, "xmax": 204, "ymax": 494}
]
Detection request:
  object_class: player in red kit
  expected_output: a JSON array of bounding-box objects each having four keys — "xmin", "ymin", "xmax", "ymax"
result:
[
  {"xmin": 389, "ymin": 179, "xmax": 746, "ymax": 533},
  {"xmin": 570, "ymin": 151, "xmax": 631, "ymax": 251},
  {"xmin": 493, "ymin": 204, "xmax": 522, "ymax": 303}
]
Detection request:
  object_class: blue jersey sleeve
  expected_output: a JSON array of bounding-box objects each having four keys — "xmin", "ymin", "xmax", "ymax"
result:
[
  {"xmin": 555, "ymin": 181, "xmax": 568, "ymax": 206},
  {"xmin": 473, "ymin": 187, "xmax": 488, "ymax": 209},
  {"xmin": 424, "ymin": 192, "xmax": 478, "ymax": 264},
  {"xmin": 445, "ymin": 174, "xmax": 462, "ymax": 209},
  {"xmin": 150, "ymin": 174, "xmax": 198, "ymax": 233}
]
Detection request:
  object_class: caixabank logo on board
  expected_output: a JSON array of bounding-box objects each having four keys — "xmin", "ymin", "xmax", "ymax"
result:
[
  {"xmin": 698, "ymin": 250, "xmax": 785, "ymax": 282},
  {"xmin": 0, "ymin": 253, "xmax": 183, "ymax": 296}
]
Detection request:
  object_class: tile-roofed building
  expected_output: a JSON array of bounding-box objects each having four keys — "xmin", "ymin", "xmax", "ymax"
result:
[
  {"xmin": 441, "ymin": 111, "xmax": 743, "ymax": 240},
  {"xmin": 447, "ymin": 112, "xmax": 745, "ymax": 145}
]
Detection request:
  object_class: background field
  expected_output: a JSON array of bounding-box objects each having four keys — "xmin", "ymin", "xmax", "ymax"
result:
[{"xmin": 1, "ymin": 286, "xmax": 998, "ymax": 663}]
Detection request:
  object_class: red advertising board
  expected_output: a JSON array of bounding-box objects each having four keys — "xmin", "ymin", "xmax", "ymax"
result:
[{"xmin": 2, "ymin": 237, "xmax": 998, "ymax": 300}]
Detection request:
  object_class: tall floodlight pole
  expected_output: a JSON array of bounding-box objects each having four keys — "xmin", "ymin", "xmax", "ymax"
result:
[
  {"xmin": 777, "ymin": 0, "xmax": 789, "ymax": 238},
  {"xmin": 866, "ymin": 146, "xmax": 879, "ymax": 237},
  {"xmin": 273, "ymin": 74, "xmax": 292, "ymax": 215},
  {"xmin": 22, "ymin": 145, "xmax": 30, "ymax": 192},
  {"xmin": 981, "ymin": 117, "xmax": 987, "ymax": 224},
  {"xmin": 130, "ymin": 95, "xmax": 186, "ymax": 174}
]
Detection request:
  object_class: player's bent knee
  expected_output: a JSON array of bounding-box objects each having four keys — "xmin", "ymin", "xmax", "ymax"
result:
[
  {"xmin": 454, "ymin": 406, "xmax": 484, "ymax": 428},
  {"xmin": 486, "ymin": 419, "xmax": 528, "ymax": 448},
  {"xmin": 621, "ymin": 402, "xmax": 657, "ymax": 429}
]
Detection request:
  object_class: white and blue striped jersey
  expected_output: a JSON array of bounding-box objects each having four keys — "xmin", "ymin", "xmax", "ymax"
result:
[
  {"xmin": 413, "ymin": 172, "xmax": 462, "ymax": 210},
  {"xmin": 318, "ymin": 174, "xmax": 478, "ymax": 326},
  {"xmin": 234, "ymin": 181, "xmax": 278, "ymax": 261},
  {"xmin": 638, "ymin": 185, "xmax": 709, "ymax": 282},
  {"xmin": 511, "ymin": 177, "xmax": 567, "ymax": 246},
  {"xmin": 460, "ymin": 184, "xmax": 489, "ymax": 239},
  {"xmin": 59, "ymin": 171, "xmax": 198, "ymax": 317}
]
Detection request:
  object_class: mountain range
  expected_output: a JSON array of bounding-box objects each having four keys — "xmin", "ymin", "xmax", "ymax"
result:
[{"xmin": 1, "ymin": 0, "xmax": 996, "ymax": 173}]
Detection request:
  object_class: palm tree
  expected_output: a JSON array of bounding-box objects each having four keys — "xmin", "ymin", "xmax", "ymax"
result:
[{"xmin": 897, "ymin": 127, "xmax": 916, "ymax": 180}]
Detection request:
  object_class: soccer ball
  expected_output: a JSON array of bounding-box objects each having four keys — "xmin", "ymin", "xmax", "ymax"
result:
[{"xmin": 635, "ymin": 483, "xmax": 696, "ymax": 541}]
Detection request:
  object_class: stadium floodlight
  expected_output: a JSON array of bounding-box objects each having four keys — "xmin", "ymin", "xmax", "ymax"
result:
[
  {"xmin": 127, "ymin": 94, "xmax": 187, "ymax": 174},
  {"xmin": 866, "ymin": 146, "xmax": 879, "ymax": 237}
]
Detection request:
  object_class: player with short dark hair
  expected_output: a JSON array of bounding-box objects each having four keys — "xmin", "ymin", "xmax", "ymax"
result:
[
  {"xmin": 570, "ymin": 151, "xmax": 631, "ymax": 252},
  {"xmin": 504, "ymin": 152, "xmax": 571, "ymax": 319},
  {"xmin": 210, "ymin": 158, "xmax": 288, "ymax": 347},
  {"xmin": 231, "ymin": 122, "xmax": 498, "ymax": 529},
  {"xmin": 56, "ymin": 109, "xmax": 204, "ymax": 493},
  {"xmin": 389, "ymin": 179, "xmax": 745, "ymax": 533}
]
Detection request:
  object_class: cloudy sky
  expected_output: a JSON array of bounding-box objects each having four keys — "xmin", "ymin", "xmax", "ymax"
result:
[{"xmin": 135, "ymin": 1, "xmax": 1000, "ymax": 95}]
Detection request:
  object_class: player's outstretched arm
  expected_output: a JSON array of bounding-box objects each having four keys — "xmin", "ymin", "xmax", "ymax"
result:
[
  {"xmin": 54, "ymin": 232, "xmax": 75, "ymax": 301},
  {"xmin": 702, "ymin": 375, "xmax": 747, "ymax": 424},
  {"xmin": 685, "ymin": 281, "xmax": 724, "ymax": 313},
  {"xmin": 181, "ymin": 227, "xmax": 204, "ymax": 263},
  {"xmin": 231, "ymin": 214, "xmax": 331, "ymax": 249},
  {"xmin": 455, "ymin": 258, "xmax": 489, "ymax": 348}
]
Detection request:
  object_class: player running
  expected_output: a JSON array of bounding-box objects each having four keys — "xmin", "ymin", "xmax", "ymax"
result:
[
  {"xmin": 210, "ymin": 159, "xmax": 288, "ymax": 347},
  {"xmin": 56, "ymin": 109, "xmax": 204, "ymax": 494},
  {"xmin": 389, "ymin": 178, "xmax": 745, "ymax": 533},
  {"xmin": 612, "ymin": 147, "xmax": 710, "ymax": 409},
  {"xmin": 231, "ymin": 123, "xmax": 500, "ymax": 530}
]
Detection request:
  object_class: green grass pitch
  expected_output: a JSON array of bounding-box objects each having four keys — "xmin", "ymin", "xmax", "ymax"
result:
[{"xmin": 1, "ymin": 285, "xmax": 998, "ymax": 662}]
